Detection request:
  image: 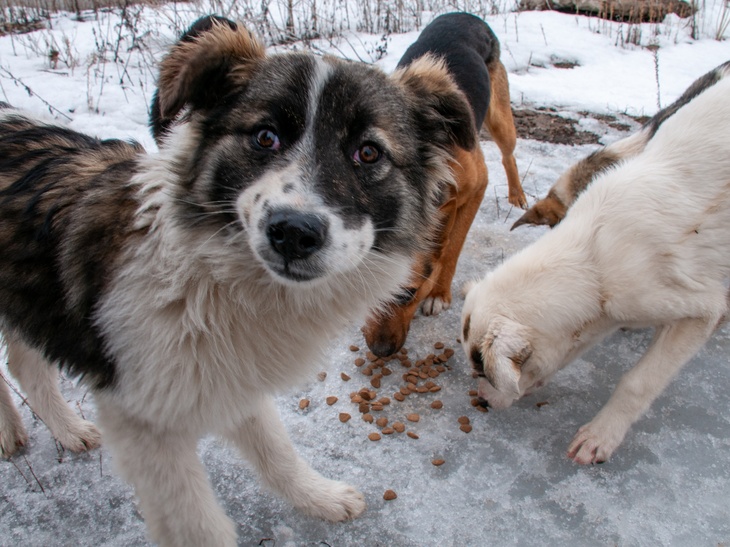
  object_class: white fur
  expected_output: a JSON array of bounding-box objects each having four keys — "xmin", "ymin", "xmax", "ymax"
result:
[
  {"xmin": 80, "ymin": 118, "xmax": 412, "ymax": 545},
  {"xmin": 462, "ymin": 77, "xmax": 730, "ymax": 465}
]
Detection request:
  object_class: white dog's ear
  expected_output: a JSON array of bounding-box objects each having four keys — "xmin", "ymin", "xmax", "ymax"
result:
[
  {"xmin": 482, "ymin": 317, "xmax": 533, "ymax": 398},
  {"xmin": 461, "ymin": 278, "xmax": 479, "ymax": 297}
]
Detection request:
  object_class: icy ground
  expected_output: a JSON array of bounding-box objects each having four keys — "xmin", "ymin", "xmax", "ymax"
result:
[{"xmin": 1, "ymin": 4, "xmax": 730, "ymax": 546}]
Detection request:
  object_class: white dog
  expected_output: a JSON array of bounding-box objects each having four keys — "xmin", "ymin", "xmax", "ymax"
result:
[{"xmin": 461, "ymin": 75, "xmax": 730, "ymax": 465}]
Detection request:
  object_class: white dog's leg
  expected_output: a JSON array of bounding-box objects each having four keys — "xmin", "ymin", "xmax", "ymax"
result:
[
  {"xmin": 568, "ymin": 317, "xmax": 716, "ymax": 464},
  {"xmin": 0, "ymin": 370, "xmax": 28, "ymax": 457},
  {"xmin": 226, "ymin": 396, "xmax": 366, "ymax": 521},
  {"xmin": 97, "ymin": 404, "xmax": 237, "ymax": 547},
  {"xmin": 6, "ymin": 339, "xmax": 100, "ymax": 452}
]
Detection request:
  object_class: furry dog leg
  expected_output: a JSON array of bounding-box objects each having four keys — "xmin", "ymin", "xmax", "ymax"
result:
[
  {"xmin": 5, "ymin": 338, "xmax": 100, "ymax": 453},
  {"xmin": 568, "ymin": 317, "xmax": 717, "ymax": 464},
  {"xmin": 0, "ymin": 368, "xmax": 27, "ymax": 457},
  {"xmin": 485, "ymin": 60, "xmax": 526, "ymax": 209},
  {"xmin": 97, "ymin": 404, "xmax": 237, "ymax": 547},
  {"xmin": 226, "ymin": 396, "xmax": 366, "ymax": 521},
  {"xmin": 422, "ymin": 148, "xmax": 489, "ymax": 316}
]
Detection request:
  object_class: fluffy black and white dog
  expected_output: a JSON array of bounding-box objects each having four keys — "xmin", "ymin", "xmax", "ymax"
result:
[{"xmin": 0, "ymin": 19, "xmax": 475, "ymax": 546}]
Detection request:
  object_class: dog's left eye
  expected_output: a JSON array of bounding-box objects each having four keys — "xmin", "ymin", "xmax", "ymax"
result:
[
  {"xmin": 254, "ymin": 128, "xmax": 280, "ymax": 151},
  {"xmin": 353, "ymin": 143, "xmax": 381, "ymax": 164}
]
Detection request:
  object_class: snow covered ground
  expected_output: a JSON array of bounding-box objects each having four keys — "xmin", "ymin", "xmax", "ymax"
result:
[{"xmin": 1, "ymin": 3, "xmax": 729, "ymax": 545}]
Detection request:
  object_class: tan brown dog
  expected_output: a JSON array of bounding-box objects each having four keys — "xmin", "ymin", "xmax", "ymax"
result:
[
  {"xmin": 511, "ymin": 59, "xmax": 730, "ymax": 230},
  {"xmin": 363, "ymin": 12, "xmax": 526, "ymax": 357}
]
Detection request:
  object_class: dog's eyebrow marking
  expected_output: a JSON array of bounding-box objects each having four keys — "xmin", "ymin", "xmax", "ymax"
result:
[
  {"xmin": 462, "ymin": 314, "xmax": 471, "ymax": 341},
  {"xmin": 282, "ymin": 183, "xmax": 294, "ymax": 194}
]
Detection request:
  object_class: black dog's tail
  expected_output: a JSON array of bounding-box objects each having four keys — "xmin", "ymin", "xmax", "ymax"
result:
[{"xmin": 149, "ymin": 15, "xmax": 238, "ymax": 144}]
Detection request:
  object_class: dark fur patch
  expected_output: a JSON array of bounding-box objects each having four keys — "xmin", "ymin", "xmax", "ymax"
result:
[
  {"xmin": 396, "ymin": 12, "xmax": 499, "ymax": 128},
  {"xmin": 0, "ymin": 112, "xmax": 144, "ymax": 388}
]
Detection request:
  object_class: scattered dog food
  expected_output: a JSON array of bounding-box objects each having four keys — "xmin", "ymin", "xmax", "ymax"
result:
[
  {"xmin": 317, "ymin": 371, "xmax": 327, "ymax": 381},
  {"xmin": 432, "ymin": 459, "xmax": 445, "ymax": 466},
  {"xmin": 339, "ymin": 413, "xmax": 351, "ymax": 423},
  {"xmin": 468, "ymin": 390, "xmax": 478, "ymax": 397},
  {"xmin": 536, "ymin": 401, "xmax": 550, "ymax": 408},
  {"xmin": 376, "ymin": 417, "xmax": 388, "ymax": 428},
  {"xmin": 407, "ymin": 431, "xmax": 419, "ymax": 439},
  {"xmin": 369, "ymin": 432, "xmax": 382, "ymax": 442},
  {"xmin": 299, "ymin": 399, "xmax": 310, "ymax": 410},
  {"xmin": 354, "ymin": 358, "xmax": 366, "ymax": 367},
  {"xmin": 430, "ymin": 400, "xmax": 443, "ymax": 409},
  {"xmin": 392, "ymin": 422, "xmax": 406, "ymax": 433},
  {"xmin": 434, "ymin": 342, "xmax": 444, "ymax": 350},
  {"xmin": 406, "ymin": 413, "xmax": 420, "ymax": 423},
  {"xmin": 326, "ymin": 396, "xmax": 338, "ymax": 406},
  {"xmin": 460, "ymin": 424, "xmax": 473, "ymax": 433},
  {"xmin": 457, "ymin": 416, "xmax": 470, "ymax": 425},
  {"xmin": 383, "ymin": 490, "xmax": 397, "ymax": 500},
  {"xmin": 341, "ymin": 372, "xmax": 351, "ymax": 381},
  {"xmin": 382, "ymin": 427, "xmax": 395, "ymax": 435},
  {"xmin": 363, "ymin": 413, "xmax": 374, "ymax": 423},
  {"xmin": 350, "ymin": 345, "xmax": 360, "ymax": 352}
]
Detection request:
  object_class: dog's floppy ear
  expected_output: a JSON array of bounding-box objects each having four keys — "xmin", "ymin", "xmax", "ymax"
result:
[
  {"xmin": 392, "ymin": 55, "xmax": 476, "ymax": 151},
  {"xmin": 155, "ymin": 19, "xmax": 265, "ymax": 125},
  {"xmin": 482, "ymin": 317, "xmax": 533, "ymax": 397}
]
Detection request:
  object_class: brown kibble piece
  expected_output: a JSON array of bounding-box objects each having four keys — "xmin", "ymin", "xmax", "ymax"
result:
[
  {"xmin": 429, "ymin": 386, "xmax": 441, "ymax": 393},
  {"xmin": 378, "ymin": 397, "xmax": 391, "ymax": 405},
  {"xmin": 431, "ymin": 400, "xmax": 443, "ymax": 409},
  {"xmin": 392, "ymin": 422, "xmax": 405, "ymax": 433},
  {"xmin": 368, "ymin": 432, "xmax": 381, "ymax": 441},
  {"xmin": 432, "ymin": 458, "xmax": 445, "ymax": 466},
  {"xmin": 363, "ymin": 413, "xmax": 374, "ymax": 423},
  {"xmin": 376, "ymin": 417, "xmax": 388, "ymax": 428},
  {"xmin": 371, "ymin": 402, "xmax": 384, "ymax": 412},
  {"xmin": 434, "ymin": 342, "xmax": 445, "ymax": 350},
  {"xmin": 382, "ymin": 367, "xmax": 392, "ymax": 376},
  {"xmin": 400, "ymin": 387, "xmax": 411, "ymax": 396},
  {"xmin": 349, "ymin": 345, "xmax": 360, "ymax": 352},
  {"xmin": 317, "ymin": 371, "xmax": 327, "ymax": 382},
  {"xmin": 476, "ymin": 405, "xmax": 489, "ymax": 413},
  {"xmin": 383, "ymin": 489, "xmax": 397, "ymax": 500},
  {"xmin": 367, "ymin": 351, "xmax": 378, "ymax": 362},
  {"xmin": 382, "ymin": 427, "xmax": 395, "ymax": 435},
  {"xmin": 299, "ymin": 399, "xmax": 310, "ymax": 410},
  {"xmin": 326, "ymin": 396, "xmax": 338, "ymax": 406},
  {"xmin": 468, "ymin": 390, "xmax": 478, "ymax": 397},
  {"xmin": 457, "ymin": 416, "xmax": 470, "ymax": 425},
  {"xmin": 460, "ymin": 424, "xmax": 473, "ymax": 433},
  {"xmin": 406, "ymin": 413, "xmax": 420, "ymax": 422},
  {"xmin": 371, "ymin": 377, "xmax": 381, "ymax": 389},
  {"xmin": 416, "ymin": 386, "xmax": 428, "ymax": 393},
  {"xmin": 407, "ymin": 431, "xmax": 419, "ymax": 439},
  {"xmin": 359, "ymin": 402, "xmax": 370, "ymax": 414},
  {"xmin": 351, "ymin": 394, "xmax": 363, "ymax": 404},
  {"xmin": 470, "ymin": 398, "xmax": 480, "ymax": 407},
  {"xmin": 359, "ymin": 389, "xmax": 373, "ymax": 401},
  {"xmin": 393, "ymin": 392, "xmax": 405, "ymax": 402},
  {"xmin": 354, "ymin": 357, "xmax": 366, "ymax": 367},
  {"xmin": 341, "ymin": 372, "xmax": 351, "ymax": 381},
  {"xmin": 536, "ymin": 401, "xmax": 549, "ymax": 408},
  {"xmin": 444, "ymin": 348, "xmax": 455, "ymax": 358},
  {"xmin": 339, "ymin": 413, "xmax": 351, "ymax": 423}
]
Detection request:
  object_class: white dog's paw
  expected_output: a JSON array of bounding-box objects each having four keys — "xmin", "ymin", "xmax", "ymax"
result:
[
  {"xmin": 54, "ymin": 418, "xmax": 102, "ymax": 453},
  {"xmin": 421, "ymin": 296, "xmax": 450, "ymax": 317},
  {"xmin": 296, "ymin": 478, "xmax": 366, "ymax": 522},
  {"xmin": 567, "ymin": 420, "xmax": 625, "ymax": 465},
  {"xmin": 0, "ymin": 415, "xmax": 28, "ymax": 458}
]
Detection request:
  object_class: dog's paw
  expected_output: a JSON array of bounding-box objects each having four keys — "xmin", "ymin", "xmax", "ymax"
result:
[
  {"xmin": 296, "ymin": 478, "xmax": 366, "ymax": 522},
  {"xmin": 567, "ymin": 420, "xmax": 624, "ymax": 465},
  {"xmin": 508, "ymin": 189, "xmax": 528, "ymax": 210},
  {"xmin": 54, "ymin": 418, "xmax": 102, "ymax": 453},
  {"xmin": 0, "ymin": 416, "xmax": 28, "ymax": 458},
  {"xmin": 421, "ymin": 295, "xmax": 451, "ymax": 316}
]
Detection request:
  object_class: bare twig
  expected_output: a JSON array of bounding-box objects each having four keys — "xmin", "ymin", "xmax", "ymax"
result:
[
  {"xmin": 22, "ymin": 454, "xmax": 47, "ymax": 496},
  {"xmin": 0, "ymin": 66, "xmax": 72, "ymax": 121}
]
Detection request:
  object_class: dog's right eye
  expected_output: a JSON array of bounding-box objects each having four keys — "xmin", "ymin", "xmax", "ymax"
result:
[{"xmin": 254, "ymin": 128, "xmax": 280, "ymax": 151}]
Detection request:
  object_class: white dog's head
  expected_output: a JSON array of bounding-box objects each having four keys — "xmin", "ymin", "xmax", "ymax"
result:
[{"xmin": 460, "ymin": 276, "xmax": 576, "ymax": 409}]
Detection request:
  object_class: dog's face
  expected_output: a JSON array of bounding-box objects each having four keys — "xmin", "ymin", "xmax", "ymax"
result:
[
  {"xmin": 460, "ymin": 278, "xmax": 574, "ymax": 409},
  {"xmin": 153, "ymin": 21, "xmax": 475, "ymax": 288}
]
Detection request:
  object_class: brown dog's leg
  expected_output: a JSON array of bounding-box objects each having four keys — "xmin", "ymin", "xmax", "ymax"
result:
[
  {"xmin": 421, "ymin": 147, "xmax": 488, "ymax": 316},
  {"xmin": 485, "ymin": 60, "xmax": 526, "ymax": 209}
]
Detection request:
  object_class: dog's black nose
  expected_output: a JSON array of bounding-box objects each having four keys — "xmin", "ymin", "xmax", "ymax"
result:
[{"xmin": 266, "ymin": 210, "xmax": 328, "ymax": 261}]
